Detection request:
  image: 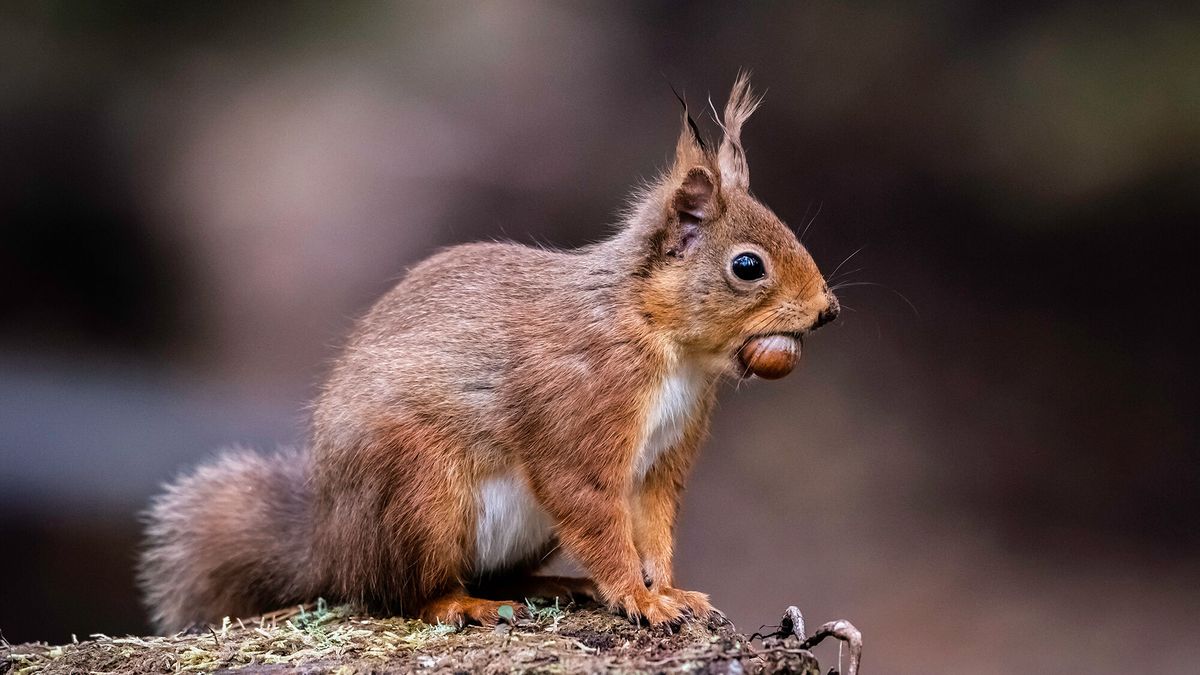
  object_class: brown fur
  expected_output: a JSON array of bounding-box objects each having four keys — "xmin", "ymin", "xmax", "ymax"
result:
[{"xmin": 139, "ymin": 75, "xmax": 839, "ymax": 632}]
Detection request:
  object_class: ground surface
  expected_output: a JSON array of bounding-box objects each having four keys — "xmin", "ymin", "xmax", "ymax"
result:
[{"xmin": 3, "ymin": 601, "xmax": 826, "ymax": 674}]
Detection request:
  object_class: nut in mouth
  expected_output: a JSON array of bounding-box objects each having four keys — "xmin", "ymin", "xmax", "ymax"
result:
[{"xmin": 737, "ymin": 333, "xmax": 803, "ymax": 380}]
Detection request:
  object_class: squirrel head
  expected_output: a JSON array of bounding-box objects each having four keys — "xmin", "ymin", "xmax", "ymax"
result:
[{"xmin": 627, "ymin": 73, "xmax": 839, "ymax": 373}]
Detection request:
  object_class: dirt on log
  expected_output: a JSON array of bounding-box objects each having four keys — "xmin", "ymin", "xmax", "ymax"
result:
[{"xmin": 2, "ymin": 600, "xmax": 832, "ymax": 674}]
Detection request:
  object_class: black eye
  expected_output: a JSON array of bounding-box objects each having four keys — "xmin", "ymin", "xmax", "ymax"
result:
[{"xmin": 730, "ymin": 252, "xmax": 766, "ymax": 281}]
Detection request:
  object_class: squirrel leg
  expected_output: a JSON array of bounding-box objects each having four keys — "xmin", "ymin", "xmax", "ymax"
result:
[
  {"xmin": 418, "ymin": 590, "xmax": 532, "ymax": 627},
  {"xmin": 631, "ymin": 442, "xmax": 718, "ymax": 620},
  {"xmin": 531, "ymin": 475, "xmax": 686, "ymax": 625},
  {"xmin": 517, "ymin": 366, "xmax": 691, "ymax": 625}
]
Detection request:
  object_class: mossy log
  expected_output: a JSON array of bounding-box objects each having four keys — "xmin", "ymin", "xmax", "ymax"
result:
[{"xmin": 3, "ymin": 601, "xmax": 833, "ymax": 674}]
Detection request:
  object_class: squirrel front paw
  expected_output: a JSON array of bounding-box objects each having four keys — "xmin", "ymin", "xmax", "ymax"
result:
[
  {"xmin": 615, "ymin": 588, "xmax": 686, "ymax": 626},
  {"xmin": 658, "ymin": 586, "xmax": 716, "ymax": 618}
]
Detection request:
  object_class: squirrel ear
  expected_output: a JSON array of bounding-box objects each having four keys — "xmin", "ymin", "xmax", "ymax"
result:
[
  {"xmin": 660, "ymin": 166, "xmax": 715, "ymax": 258},
  {"xmin": 672, "ymin": 166, "xmax": 715, "ymax": 224}
]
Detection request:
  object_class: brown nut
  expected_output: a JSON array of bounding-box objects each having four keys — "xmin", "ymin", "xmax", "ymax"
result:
[{"xmin": 737, "ymin": 335, "xmax": 800, "ymax": 379}]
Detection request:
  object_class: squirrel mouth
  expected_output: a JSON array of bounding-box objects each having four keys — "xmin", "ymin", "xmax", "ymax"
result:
[{"xmin": 736, "ymin": 333, "xmax": 803, "ymax": 380}]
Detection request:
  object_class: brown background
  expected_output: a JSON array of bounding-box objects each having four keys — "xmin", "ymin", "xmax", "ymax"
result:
[{"xmin": 2, "ymin": 2, "xmax": 1197, "ymax": 672}]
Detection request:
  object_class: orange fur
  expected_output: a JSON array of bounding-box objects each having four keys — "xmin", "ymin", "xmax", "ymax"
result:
[{"xmin": 139, "ymin": 75, "xmax": 839, "ymax": 631}]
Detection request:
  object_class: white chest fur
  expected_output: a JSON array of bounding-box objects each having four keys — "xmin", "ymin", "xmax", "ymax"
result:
[
  {"xmin": 474, "ymin": 473, "xmax": 555, "ymax": 573},
  {"xmin": 633, "ymin": 360, "xmax": 708, "ymax": 481}
]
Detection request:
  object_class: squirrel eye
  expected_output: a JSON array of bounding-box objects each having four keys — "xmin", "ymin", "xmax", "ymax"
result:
[{"xmin": 731, "ymin": 252, "xmax": 766, "ymax": 281}]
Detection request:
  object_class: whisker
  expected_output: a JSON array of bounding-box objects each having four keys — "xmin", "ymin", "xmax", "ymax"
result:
[
  {"xmin": 793, "ymin": 201, "xmax": 814, "ymax": 239},
  {"xmin": 740, "ymin": 312, "xmax": 789, "ymax": 353},
  {"xmin": 828, "ymin": 266, "xmax": 864, "ymax": 285},
  {"xmin": 799, "ymin": 272, "xmax": 822, "ymax": 298},
  {"xmin": 829, "ymin": 281, "xmax": 919, "ymax": 317},
  {"xmin": 800, "ymin": 201, "xmax": 823, "ymax": 242},
  {"xmin": 743, "ymin": 307, "xmax": 786, "ymax": 337},
  {"xmin": 826, "ymin": 246, "xmax": 865, "ymax": 282}
]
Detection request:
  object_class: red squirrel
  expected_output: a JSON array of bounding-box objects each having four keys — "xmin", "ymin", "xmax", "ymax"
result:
[{"xmin": 139, "ymin": 74, "xmax": 840, "ymax": 631}]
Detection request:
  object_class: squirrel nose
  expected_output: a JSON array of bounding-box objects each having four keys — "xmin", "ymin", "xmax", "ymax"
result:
[{"xmin": 812, "ymin": 293, "xmax": 840, "ymax": 330}]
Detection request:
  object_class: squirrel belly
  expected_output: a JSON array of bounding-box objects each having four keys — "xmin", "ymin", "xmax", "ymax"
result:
[{"xmin": 473, "ymin": 472, "xmax": 556, "ymax": 573}]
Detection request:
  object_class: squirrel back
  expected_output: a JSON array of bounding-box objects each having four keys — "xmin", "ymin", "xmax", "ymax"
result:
[{"xmin": 140, "ymin": 74, "xmax": 840, "ymax": 630}]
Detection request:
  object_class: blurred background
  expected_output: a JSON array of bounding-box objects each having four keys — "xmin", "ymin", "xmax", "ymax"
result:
[{"xmin": 2, "ymin": 1, "xmax": 1197, "ymax": 672}]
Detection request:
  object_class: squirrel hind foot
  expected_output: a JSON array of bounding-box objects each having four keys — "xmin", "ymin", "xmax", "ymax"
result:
[{"xmin": 418, "ymin": 592, "xmax": 531, "ymax": 628}]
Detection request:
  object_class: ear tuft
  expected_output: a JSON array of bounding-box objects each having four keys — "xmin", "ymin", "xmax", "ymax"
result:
[
  {"xmin": 670, "ymin": 83, "xmax": 708, "ymax": 154},
  {"xmin": 669, "ymin": 86, "xmax": 710, "ymax": 176},
  {"xmin": 717, "ymin": 71, "xmax": 763, "ymax": 190}
]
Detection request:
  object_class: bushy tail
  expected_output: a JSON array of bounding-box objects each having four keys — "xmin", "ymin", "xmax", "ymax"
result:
[{"xmin": 138, "ymin": 447, "xmax": 315, "ymax": 633}]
